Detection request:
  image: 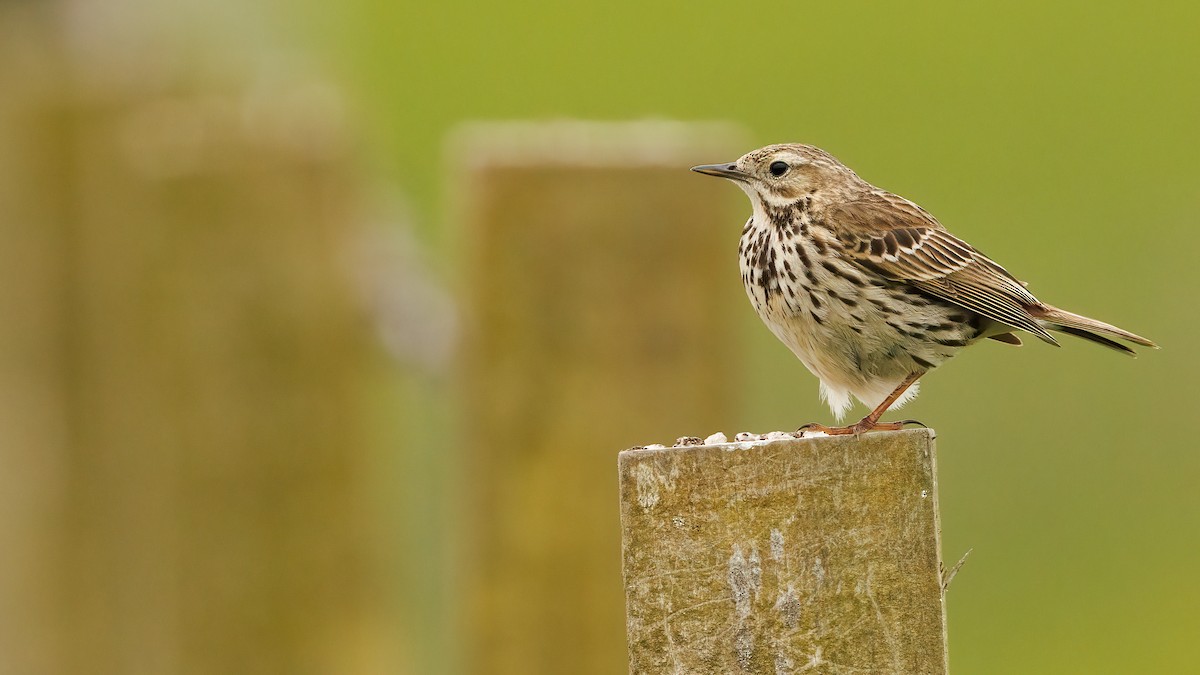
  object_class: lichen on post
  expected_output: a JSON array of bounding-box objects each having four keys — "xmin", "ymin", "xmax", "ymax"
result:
[{"xmin": 619, "ymin": 429, "xmax": 948, "ymax": 674}]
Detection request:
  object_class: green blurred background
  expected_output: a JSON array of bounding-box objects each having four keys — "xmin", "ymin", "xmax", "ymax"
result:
[
  {"xmin": 2, "ymin": 0, "xmax": 1197, "ymax": 673},
  {"xmin": 308, "ymin": 2, "xmax": 1199, "ymax": 670}
]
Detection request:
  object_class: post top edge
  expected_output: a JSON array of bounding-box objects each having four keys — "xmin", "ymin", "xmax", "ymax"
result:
[{"xmin": 620, "ymin": 428, "xmax": 936, "ymax": 457}]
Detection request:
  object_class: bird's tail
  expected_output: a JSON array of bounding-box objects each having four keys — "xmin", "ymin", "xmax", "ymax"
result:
[{"xmin": 1030, "ymin": 304, "xmax": 1158, "ymax": 356}]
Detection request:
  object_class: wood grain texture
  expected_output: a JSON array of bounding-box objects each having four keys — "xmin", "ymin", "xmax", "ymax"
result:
[{"xmin": 620, "ymin": 429, "xmax": 947, "ymax": 675}]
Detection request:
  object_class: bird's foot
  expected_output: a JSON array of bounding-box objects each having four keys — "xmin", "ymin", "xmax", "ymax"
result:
[
  {"xmin": 797, "ymin": 418, "xmax": 926, "ymax": 436},
  {"xmin": 796, "ymin": 422, "xmax": 855, "ymax": 436}
]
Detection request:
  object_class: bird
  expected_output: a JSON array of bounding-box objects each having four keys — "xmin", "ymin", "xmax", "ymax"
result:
[{"xmin": 692, "ymin": 144, "xmax": 1156, "ymax": 435}]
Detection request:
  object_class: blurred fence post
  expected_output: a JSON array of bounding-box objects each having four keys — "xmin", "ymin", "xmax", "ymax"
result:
[
  {"xmin": 619, "ymin": 430, "xmax": 948, "ymax": 674},
  {"xmin": 0, "ymin": 8, "xmax": 72, "ymax": 674},
  {"xmin": 455, "ymin": 121, "xmax": 748, "ymax": 675},
  {"xmin": 0, "ymin": 10, "xmax": 400, "ymax": 674}
]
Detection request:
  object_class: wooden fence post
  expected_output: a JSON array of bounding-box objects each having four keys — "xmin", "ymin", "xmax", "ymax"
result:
[
  {"xmin": 619, "ymin": 429, "xmax": 948, "ymax": 674},
  {"xmin": 0, "ymin": 10, "xmax": 400, "ymax": 673},
  {"xmin": 0, "ymin": 9, "xmax": 72, "ymax": 674},
  {"xmin": 455, "ymin": 121, "xmax": 748, "ymax": 675}
]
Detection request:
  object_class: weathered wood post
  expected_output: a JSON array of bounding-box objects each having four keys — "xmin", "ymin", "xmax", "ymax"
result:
[
  {"xmin": 0, "ymin": 9, "xmax": 401, "ymax": 673},
  {"xmin": 620, "ymin": 429, "xmax": 948, "ymax": 674},
  {"xmin": 455, "ymin": 121, "xmax": 747, "ymax": 675}
]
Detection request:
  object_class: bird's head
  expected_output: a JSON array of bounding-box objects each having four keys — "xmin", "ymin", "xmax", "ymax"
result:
[{"xmin": 691, "ymin": 143, "xmax": 864, "ymax": 209}]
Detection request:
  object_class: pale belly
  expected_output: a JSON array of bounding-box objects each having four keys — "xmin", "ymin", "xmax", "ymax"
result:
[{"xmin": 740, "ymin": 225, "xmax": 982, "ymax": 419}]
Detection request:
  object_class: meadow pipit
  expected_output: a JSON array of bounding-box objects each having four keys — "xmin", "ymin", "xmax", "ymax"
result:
[{"xmin": 693, "ymin": 144, "xmax": 1156, "ymax": 435}]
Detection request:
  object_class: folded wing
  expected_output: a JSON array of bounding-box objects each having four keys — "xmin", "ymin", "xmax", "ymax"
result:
[{"xmin": 827, "ymin": 191, "xmax": 1059, "ymax": 345}]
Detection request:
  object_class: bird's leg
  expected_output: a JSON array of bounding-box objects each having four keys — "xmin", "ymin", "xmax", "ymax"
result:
[
  {"xmin": 851, "ymin": 371, "xmax": 926, "ymax": 433},
  {"xmin": 797, "ymin": 371, "xmax": 927, "ymax": 436}
]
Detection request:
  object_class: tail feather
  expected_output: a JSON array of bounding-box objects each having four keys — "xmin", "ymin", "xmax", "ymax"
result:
[
  {"xmin": 1030, "ymin": 304, "xmax": 1158, "ymax": 356},
  {"xmin": 1052, "ymin": 325, "xmax": 1137, "ymax": 356}
]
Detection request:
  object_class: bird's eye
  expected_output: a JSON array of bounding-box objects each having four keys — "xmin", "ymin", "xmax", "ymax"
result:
[{"xmin": 769, "ymin": 161, "xmax": 789, "ymax": 177}]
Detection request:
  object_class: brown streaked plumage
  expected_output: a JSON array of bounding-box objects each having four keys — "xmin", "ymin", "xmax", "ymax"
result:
[{"xmin": 693, "ymin": 143, "xmax": 1157, "ymax": 435}]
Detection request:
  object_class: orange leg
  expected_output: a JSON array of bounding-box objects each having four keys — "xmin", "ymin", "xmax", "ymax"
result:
[{"xmin": 798, "ymin": 371, "xmax": 927, "ymax": 436}]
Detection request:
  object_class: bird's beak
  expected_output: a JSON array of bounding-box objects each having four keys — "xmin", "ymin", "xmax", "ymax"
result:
[{"xmin": 690, "ymin": 163, "xmax": 749, "ymax": 182}]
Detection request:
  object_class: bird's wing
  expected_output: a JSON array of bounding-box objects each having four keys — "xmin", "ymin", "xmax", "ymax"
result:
[{"xmin": 828, "ymin": 191, "xmax": 1058, "ymax": 345}]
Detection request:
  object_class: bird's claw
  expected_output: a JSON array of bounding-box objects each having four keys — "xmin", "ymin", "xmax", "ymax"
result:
[
  {"xmin": 796, "ymin": 418, "xmax": 927, "ymax": 436},
  {"xmin": 796, "ymin": 422, "xmax": 855, "ymax": 436}
]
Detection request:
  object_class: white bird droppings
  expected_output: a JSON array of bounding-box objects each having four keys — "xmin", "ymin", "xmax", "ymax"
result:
[
  {"xmin": 728, "ymin": 544, "xmax": 761, "ymax": 619},
  {"xmin": 704, "ymin": 432, "xmax": 729, "ymax": 445},
  {"xmin": 633, "ymin": 463, "xmax": 662, "ymax": 510},
  {"xmin": 774, "ymin": 583, "xmax": 801, "ymax": 629},
  {"xmin": 770, "ymin": 529, "xmax": 785, "ymax": 561}
]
